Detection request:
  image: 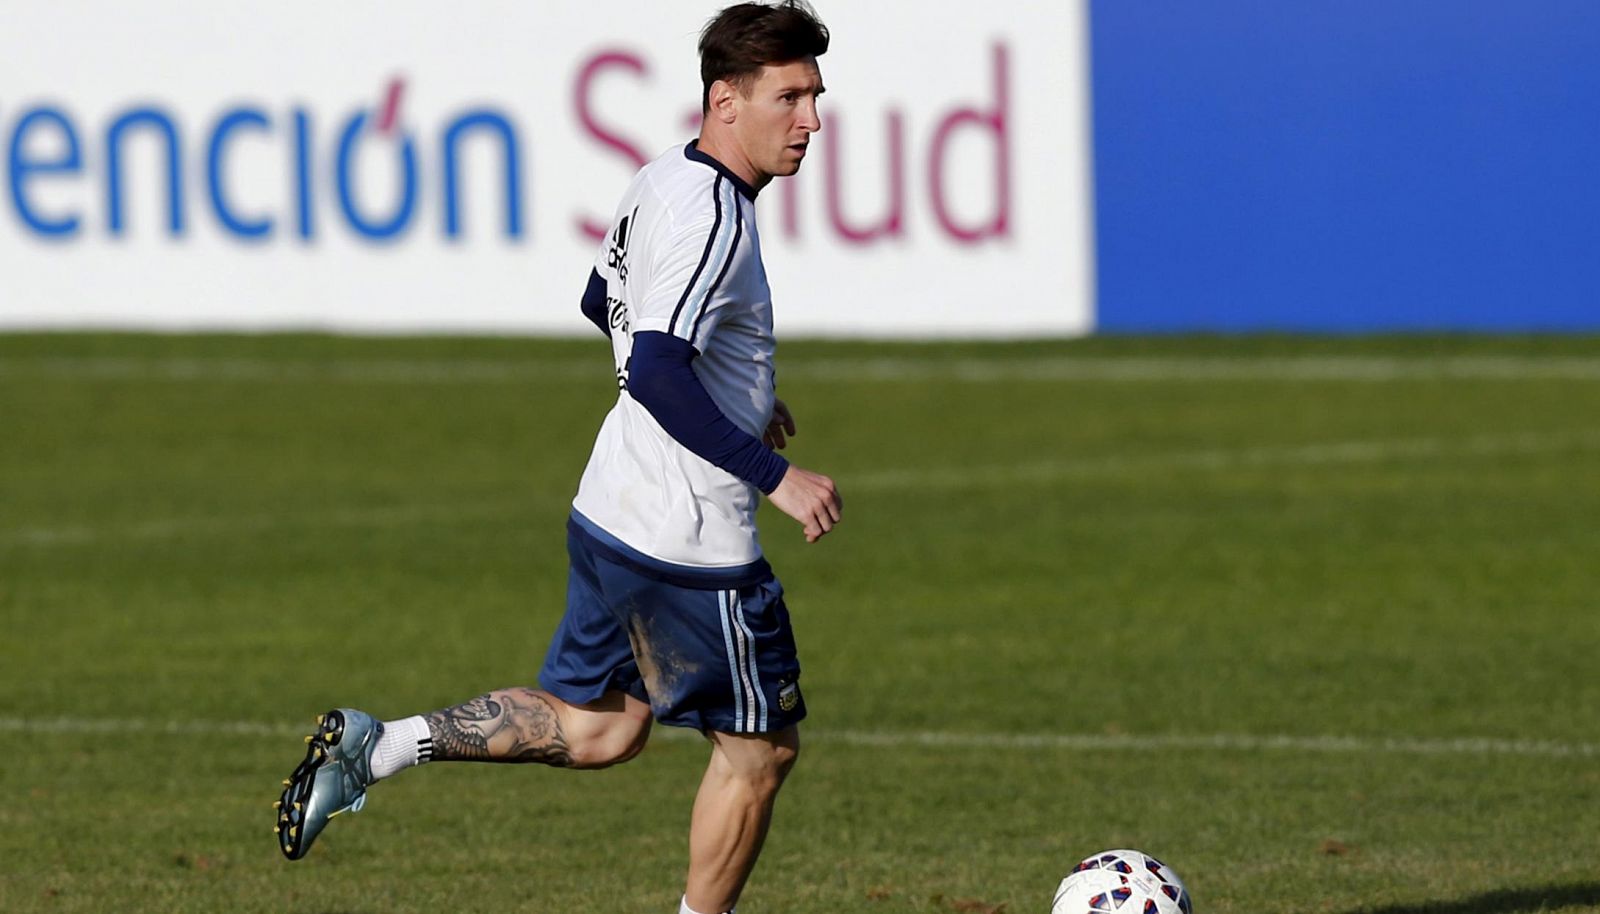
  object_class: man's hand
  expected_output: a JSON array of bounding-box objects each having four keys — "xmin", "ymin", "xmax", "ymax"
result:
[
  {"xmin": 766, "ymin": 465, "xmax": 842, "ymax": 543},
  {"xmin": 764, "ymin": 398, "xmax": 797, "ymax": 450}
]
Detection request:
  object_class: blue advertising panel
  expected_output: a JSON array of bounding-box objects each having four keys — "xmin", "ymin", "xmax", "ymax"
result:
[{"xmin": 1091, "ymin": 1, "xmax": 1600, "ymax": 331}]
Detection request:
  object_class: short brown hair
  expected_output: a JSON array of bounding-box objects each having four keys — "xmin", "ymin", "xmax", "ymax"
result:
[{"xmin": 699, "ymin": 1, "xmax": 830, "ymax": 113}]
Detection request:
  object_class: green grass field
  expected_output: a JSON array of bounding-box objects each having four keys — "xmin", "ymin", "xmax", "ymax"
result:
[{"xmin": 3, "ymin": 332, "xmax": 1598, "ymax": 914}]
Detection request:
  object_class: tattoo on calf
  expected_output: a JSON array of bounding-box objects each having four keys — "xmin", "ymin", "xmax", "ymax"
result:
[{"xmin": 424, "ymin": 689, "xmax": 574, "ymax": 767}]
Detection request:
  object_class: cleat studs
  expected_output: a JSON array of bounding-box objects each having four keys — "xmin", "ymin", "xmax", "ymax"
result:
[
  {"xmin": 273, "ymin": 801, "xmax": 281, "ymax": 809},
  {"xmin": 323, "ymin": 731, "xmax": 335, "ymax": 742},
  {"xmin": 289, "ymin": 826, "xmax": 297, "ymax": 838},
  {"xmin": 304, "ymin": 735, "xmax": 313, "ymax": 743},
  {"xmin": 293, "ymin": 802, "xmax": 302, "ymax": 811},
  {"xmin": 282, "ymin": 779, "xmax": 291, "ymax": 787}
]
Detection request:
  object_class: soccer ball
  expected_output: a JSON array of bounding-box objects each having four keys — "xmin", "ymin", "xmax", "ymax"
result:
[{"xmin": 1051, "ymin": 849, "xmax": 1193, "ymax": 914}]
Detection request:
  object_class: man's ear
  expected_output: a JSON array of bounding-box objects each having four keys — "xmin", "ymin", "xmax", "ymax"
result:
[{"xmin": 708, "ymin": 79, "xmax": 739, "ymax": 124}]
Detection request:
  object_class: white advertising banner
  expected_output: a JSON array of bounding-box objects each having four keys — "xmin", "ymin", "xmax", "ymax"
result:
[{"xmin": 0, "ymin": 1, "xmax": 1094, "ymax": 337}]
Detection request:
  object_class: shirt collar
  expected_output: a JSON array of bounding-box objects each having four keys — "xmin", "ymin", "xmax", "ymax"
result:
[{"xmin": 684, "ymin": 140, "xmax": 759, "ymax": 201}]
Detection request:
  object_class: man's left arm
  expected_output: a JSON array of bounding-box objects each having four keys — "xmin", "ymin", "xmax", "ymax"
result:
[
  {"xmin": 629, "ymin": 340, "xmax": 840, "ymax": 542},
  {"xmin": 625, "ymin": 330, "xmax": 790, "ymax": 493}
]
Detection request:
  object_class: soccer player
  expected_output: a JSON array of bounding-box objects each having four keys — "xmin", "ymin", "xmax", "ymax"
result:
[{"xmin": 272, "ymin": 4, "xmax": 839, "ymax": 913}]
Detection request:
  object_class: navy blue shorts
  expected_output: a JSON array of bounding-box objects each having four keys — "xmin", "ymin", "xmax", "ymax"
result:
[{"xmin": 538, "ymin": 523, "xmax": 806, "ymax": 734}]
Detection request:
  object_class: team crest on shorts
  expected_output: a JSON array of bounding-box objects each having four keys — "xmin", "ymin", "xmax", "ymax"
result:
[{"xmin": 778, "ymin": 680, "xmax": 801, "ymax": 712}]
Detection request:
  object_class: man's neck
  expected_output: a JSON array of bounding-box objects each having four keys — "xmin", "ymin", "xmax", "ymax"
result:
[{"xmin": 694, "ymin": 130, "xmax": 769, "ymax": 192}]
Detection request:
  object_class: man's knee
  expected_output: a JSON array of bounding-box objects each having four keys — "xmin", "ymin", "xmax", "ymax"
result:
[
  {"xmin": 563, "ymin": 692, "xmax": 653, "ymax": 769},
  {"xmin": 568, "ymin": 725, "xmax": 649, "ymax": 769},
  {"xmin": 711, "ymin": 726, "xmax": 800, "ymax": 794},
  {"xmin": 768, "ymin": 729, "xmax": 800, "ymax": 781}
]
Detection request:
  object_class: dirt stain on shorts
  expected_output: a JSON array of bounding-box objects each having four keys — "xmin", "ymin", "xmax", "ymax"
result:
[{"xmin": 626, "ymin": 613, "xmax": 701, "ymax": 712}]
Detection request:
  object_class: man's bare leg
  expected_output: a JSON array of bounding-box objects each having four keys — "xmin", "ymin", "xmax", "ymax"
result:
[
  {"xmin": 419, "ymin": 687, "xmax": 652, "ymax": 769},
  {"xmin": 684, "ymin": 726, "xmax": 801, "ymax": 913}
]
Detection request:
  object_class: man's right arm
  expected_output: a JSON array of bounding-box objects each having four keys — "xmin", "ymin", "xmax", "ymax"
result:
[{"xmin": 579, "ymin": 269, "xmax": 610, "ymax": 338}]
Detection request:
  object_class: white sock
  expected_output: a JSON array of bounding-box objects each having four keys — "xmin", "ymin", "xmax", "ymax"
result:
[
  {"xmin": 679, "ymin": 896, "xmax": 733, "ymax": 914},
  {"xmin": 369, "ymin": 715, "xmax": 433, "ymax": 780}
]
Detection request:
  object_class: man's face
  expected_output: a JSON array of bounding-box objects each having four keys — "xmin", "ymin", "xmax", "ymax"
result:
[{"xmin": 731, "ymin": 57, "xmax": 825, "ymax": 181}]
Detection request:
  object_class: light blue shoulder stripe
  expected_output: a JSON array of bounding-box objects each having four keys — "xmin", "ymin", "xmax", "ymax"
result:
[{"xmin": 675, "ymin": 179, "xmax": 740, "ymax": 339}]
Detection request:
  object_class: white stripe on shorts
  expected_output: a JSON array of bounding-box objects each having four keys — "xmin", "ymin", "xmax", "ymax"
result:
[
  {"xmin": 718, "ymin": 590, "xmax": 747, "ymax": 732},
  {"xmin": 725, "ymin": 589, "xmax": 760, "ymax": 732},
  {"xmin": 732, "ymin": 589, "xmax": 768, "ymax": 732}
]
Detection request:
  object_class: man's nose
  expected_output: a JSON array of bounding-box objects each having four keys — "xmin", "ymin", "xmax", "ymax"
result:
[{"xmin": 799, "ymin": 99, "xmax": 821, "ymax": 133}]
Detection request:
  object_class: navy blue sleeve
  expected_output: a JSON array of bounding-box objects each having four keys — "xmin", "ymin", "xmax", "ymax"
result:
[
  {"xmin": 627, "ymin": 330, "xmax": 790, "ymax": 494},
  {"xmin": 579, "ymin": 269, "xmax": 609, "ymax": 337}
]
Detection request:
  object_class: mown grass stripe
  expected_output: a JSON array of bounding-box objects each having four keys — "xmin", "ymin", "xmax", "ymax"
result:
[
  {"xmin": 3, "ymin": 716, "xmax": 1592, "ymax": 758},
  {"xmin": 6, "ymin": 354, "xmax": 1600, "ymax": 383},
  {"xmin": 849, "ymin": 429, "xmax": 1600, "ymax": 491},
  {"xmin": 5, "ymin": 430, "xmax": 1595, "ymax": 547}
]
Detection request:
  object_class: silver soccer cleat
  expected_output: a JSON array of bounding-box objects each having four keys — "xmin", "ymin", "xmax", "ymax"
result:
[{"xmin": 274, "ymin": 708, "xmax": 382, "ymax": 860}]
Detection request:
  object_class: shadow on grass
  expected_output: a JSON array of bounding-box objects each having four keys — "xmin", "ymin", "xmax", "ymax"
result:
[{"xmin": 1344, "ymin": 883, "xmax": 1600, "ymax": 914}]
